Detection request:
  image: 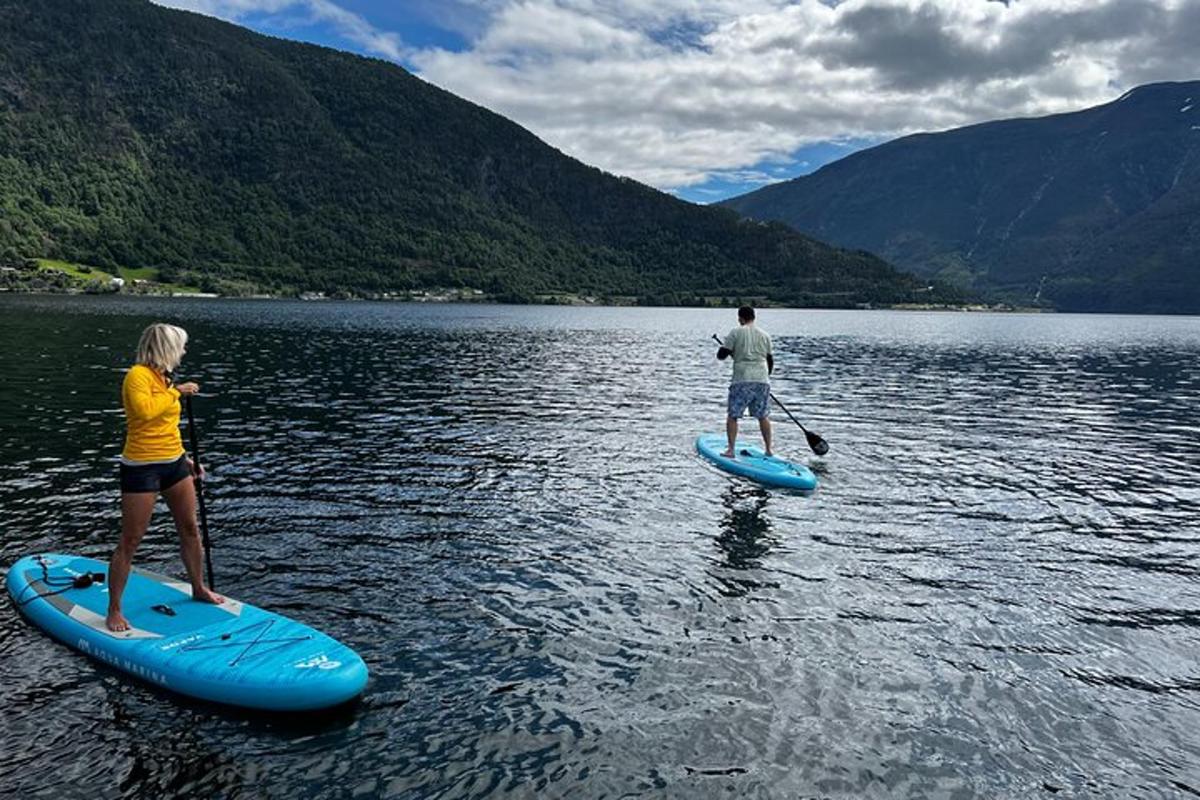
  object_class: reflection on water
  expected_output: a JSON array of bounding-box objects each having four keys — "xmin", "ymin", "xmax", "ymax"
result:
[
  {"xmin": 1, "ymin": 295, "xmax": 1200, "ymax": 798},
  {"xmin": 715, "ymin": 486, "xmax": 775, "ymax": 583}
]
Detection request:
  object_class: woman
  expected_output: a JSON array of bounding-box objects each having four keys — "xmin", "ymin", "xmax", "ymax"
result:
[{"xmin": 107, "ymin": 323, "xmax": 223, "ymax": 632}]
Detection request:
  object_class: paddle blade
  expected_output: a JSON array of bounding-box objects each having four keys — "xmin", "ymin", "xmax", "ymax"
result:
[{"xmin": 806, "ymin": 430, "xmax": 829, "ymax": 456}]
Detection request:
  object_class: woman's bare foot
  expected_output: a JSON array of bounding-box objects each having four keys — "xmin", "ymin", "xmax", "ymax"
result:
[
  {"xmin": 192, "ymin": 586, "xmax": 225, "ymax": 604},
  {"xmin": 106, "ymin": 610, "xmax": 131, "ymax": 632}
]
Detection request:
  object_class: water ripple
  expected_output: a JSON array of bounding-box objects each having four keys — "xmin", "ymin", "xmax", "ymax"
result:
[{"xmin": 2, "ymin": 297, "xmax": 1200, "ymax": 798}]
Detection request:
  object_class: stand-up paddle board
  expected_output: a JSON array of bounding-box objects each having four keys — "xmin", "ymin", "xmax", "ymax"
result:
[
  {"xmin": 6, "ymin": 553, "xmax": 367, "ymax": 711},
  {"xmin": 696, "ymin": 433, "xmax": 818, "ymax": 491}
]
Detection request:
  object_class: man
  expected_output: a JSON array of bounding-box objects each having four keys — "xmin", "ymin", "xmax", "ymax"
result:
[{"xmin": 717, "ymin": 306, "xmax": 774, "ymax": 458}]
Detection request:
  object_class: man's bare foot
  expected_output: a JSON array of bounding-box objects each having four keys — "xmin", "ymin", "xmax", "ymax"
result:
[
  {"xmin": 193, "ymin": 586, "xmax": 225, "ymax": 604},
  {"xmin": 106, "ymin": 610, "xmax": 130, "ymax": 632},
  {"xmin": 764, "ymin": 450, "xmax": 774, "ymax": 457},
  {"xmin": 720, "ymin": 449, "xmax": 735, "ymax": 458}
]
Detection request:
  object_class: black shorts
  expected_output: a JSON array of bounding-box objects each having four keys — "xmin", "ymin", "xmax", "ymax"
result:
[{"xmin": 120, "ymin": 454, "xmax": 190, "ymax": 494}]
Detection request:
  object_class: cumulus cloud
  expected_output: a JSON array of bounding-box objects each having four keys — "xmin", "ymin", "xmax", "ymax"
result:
[
  {"xmin": 153, "ymin": 1, "xmax": 1200, "ymax": 192},
  {"xmin": 411, "ymin": 0, "xmax": 1200, "ymax": 189}
]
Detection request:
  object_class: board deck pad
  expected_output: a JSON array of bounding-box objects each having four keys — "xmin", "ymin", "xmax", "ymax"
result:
[
  {"xmin": 696, "ymin": 433, "xmax": 818, "ymax": 491},
  {"xmin": 7, "ymin": 553, "xmax": 368, "ymax": 710}
]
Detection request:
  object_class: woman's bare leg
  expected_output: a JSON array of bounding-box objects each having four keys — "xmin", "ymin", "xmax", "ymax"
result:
[
  {"xmin": 107, "ymin": 492, "xmax": 156, "ymax": 631},
  {"xmin": 163, "ymin": 477, "xmax": 223, "ymax": 604}
]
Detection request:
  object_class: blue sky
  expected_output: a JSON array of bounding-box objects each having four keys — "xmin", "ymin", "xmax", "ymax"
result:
[
  {"xmin": 223, "ymin": 1, "xmax": 472, "ymax": 54},
  {"xmin": 154, "ymin": 1, "xmax": 1200, "ymax": 203}
]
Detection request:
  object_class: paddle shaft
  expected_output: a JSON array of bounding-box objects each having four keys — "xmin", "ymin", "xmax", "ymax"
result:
[
  {"xmin": 767, "ymin": 392, "xmax": 810, "ymax": 435},
  {"xmin": 184, "ymin": 394, "xmax": 216, "ymax": 589}
]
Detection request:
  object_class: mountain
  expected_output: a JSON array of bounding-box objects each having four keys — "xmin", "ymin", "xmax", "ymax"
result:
[
  {"xmin": 0, "ymin": 0, "xmax": 953, "ymax": 306},
  {"xmin": 721, "ymin": 82, "xmax": 1200, "ymax": 313}
]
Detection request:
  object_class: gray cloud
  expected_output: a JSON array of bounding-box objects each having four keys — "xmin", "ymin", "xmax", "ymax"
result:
[
  {"xmin": 820, "ymin": 3, "xmax": 1011, "ymax": 89},
  {"xmin": 809, "ymin": 1, "xmax": 1173, "ymax": 91},
  {"xmin": 1115, "ymin": 0, "xmax": 1200, "ymax": 87}
]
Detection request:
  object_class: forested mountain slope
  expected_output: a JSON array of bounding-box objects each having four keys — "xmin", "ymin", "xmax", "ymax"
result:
[{"xmin": 0, "ymin": 0, "xmax": 949, "ymax": 305}]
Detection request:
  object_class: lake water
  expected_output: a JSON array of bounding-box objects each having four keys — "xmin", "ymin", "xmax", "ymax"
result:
[{"xmin": 1, "ymin": 295, "xmax": 1198, "ymax": 799}]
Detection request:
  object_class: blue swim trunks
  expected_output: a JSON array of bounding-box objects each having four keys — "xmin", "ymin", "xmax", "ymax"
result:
[{"xmin": 727, "ymin": 382, "xmax": 770, "ymax": 420}]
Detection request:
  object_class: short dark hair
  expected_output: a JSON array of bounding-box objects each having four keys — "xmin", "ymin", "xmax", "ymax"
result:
[{"xmin": 737, "ymin": 305, "xmax": 755, "ymax": 322}]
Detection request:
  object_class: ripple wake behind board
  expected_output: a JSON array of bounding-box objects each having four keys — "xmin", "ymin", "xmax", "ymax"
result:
[
  {"xmin": 696, "ymin": 433, "xmax": 818, "ymax": 491},
  {"xmin": 6, "ymin": 553, "xmax": 368, "ymax": 711}
]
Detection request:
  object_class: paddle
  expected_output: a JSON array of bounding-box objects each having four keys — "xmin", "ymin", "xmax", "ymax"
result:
[
  {"xmin": 712, "ymin": 333, "xmax": 830, "ymax": 456},
  {"xmin": 184, "ymin": 394, "xmax": 216, "ymax": 589}
]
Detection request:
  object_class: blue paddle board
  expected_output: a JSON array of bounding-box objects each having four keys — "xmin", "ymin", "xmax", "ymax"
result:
[
  {"xmin": 6, "ymin": 553, "xmax": 367, "ymax": 711},
  {"xmin": 696, "ymin": 433, "xmax": 818, "ymax": 491}
]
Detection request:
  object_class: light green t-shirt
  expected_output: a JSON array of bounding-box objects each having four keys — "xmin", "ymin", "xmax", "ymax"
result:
[{"xmin": 725, "ymin": 323, "xmax": 772, "ymax": 384}]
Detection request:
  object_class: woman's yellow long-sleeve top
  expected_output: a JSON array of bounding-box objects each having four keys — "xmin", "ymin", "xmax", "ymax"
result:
[{"xmin": 121, "ymin": 364, "xmax": 185, "ymax": 462}]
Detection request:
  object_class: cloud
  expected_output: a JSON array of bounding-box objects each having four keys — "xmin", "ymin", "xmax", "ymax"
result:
[
  {"xmin": 411, "ymin": 0, "xmax": 1200, "ymax": 189},
  {"xmin": 154, "ymin": 1, "xmax": 1200, "ymax": 192},
  {"xmin": 810, "ymin": 0, "xmax": 1171, "ymax": 90}
]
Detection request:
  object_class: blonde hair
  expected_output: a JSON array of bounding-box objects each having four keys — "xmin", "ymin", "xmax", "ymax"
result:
[{"xmin": 135, "ymin": 323, "xmax": 189, "ymax": 373}]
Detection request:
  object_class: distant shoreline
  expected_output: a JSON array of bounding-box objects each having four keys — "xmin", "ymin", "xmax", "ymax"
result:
[
  {"xmin": 3, "ymin": 258, "xmax": 1041, "ymax": 312},
  {"xmin": 0, "ymin": 286, "xmax": 1047, "ymax": 313}
]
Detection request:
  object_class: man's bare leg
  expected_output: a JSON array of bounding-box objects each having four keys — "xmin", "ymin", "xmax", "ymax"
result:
[
  {"xmin": 723, "ymin": 416, "xmax": 739, "ymax": 457},
  {"xmin": 759, "ymin": 416, "xmax": 773, "ymax": 456}
]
